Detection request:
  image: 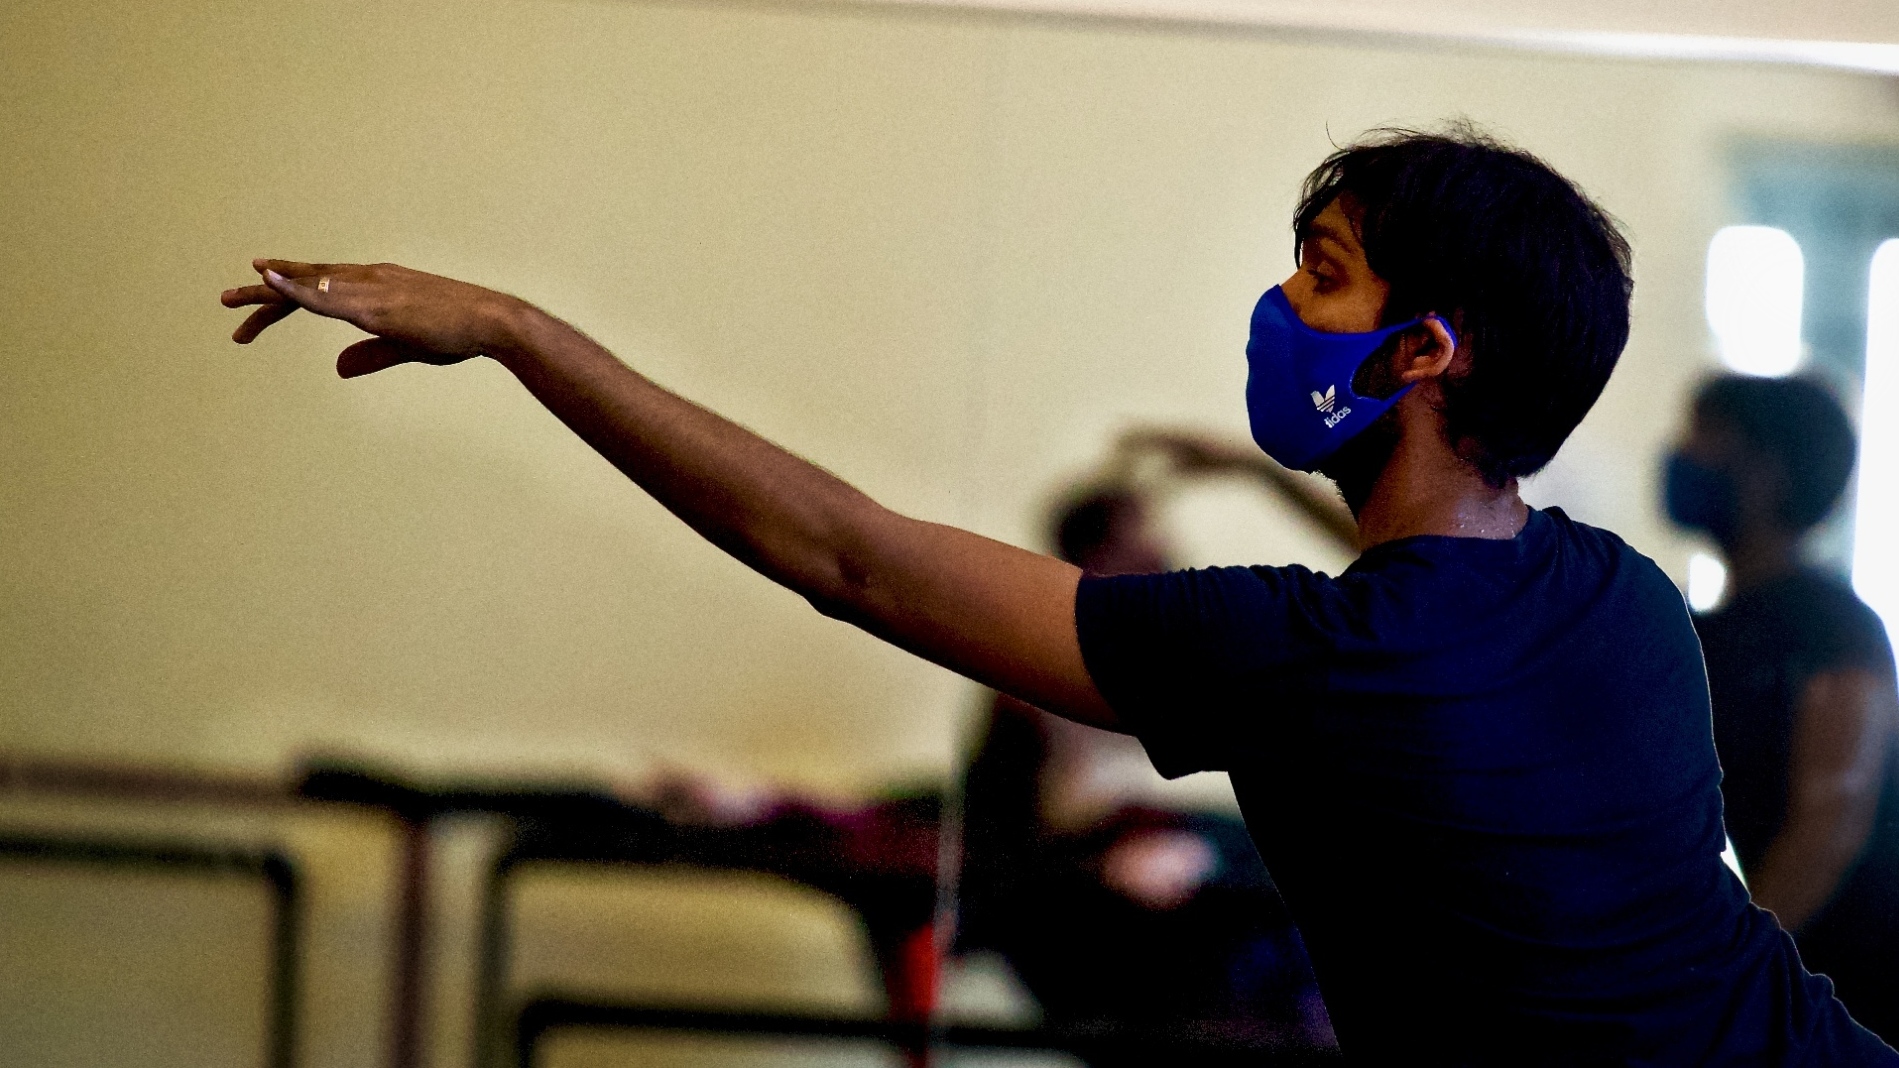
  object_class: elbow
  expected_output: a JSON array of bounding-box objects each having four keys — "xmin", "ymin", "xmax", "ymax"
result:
[
  {"xmin": 804, "ymin": 588, "xmax": 859, "ymax": 623},
  {"xmin": 731, "ymin": 497, "xmax": 885, "ymax": 621},
  {"xmin": 775, "ymin": 497, "xmax": 912, "ymax": 632},
  {"xmin": 800, "ymin": 537, "xmax": 881, "ymax": 626}
]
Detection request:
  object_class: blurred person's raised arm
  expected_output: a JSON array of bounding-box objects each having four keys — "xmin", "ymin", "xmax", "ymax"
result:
[
  {"xmin": 1748, "ymin": 666, "xmax": 1899, "ymax": 930},
  {"xmin": 222, "ymin": 260, "xmax": 1118, "ymax": 730},
  {"xmin": 1119, "ymin": 427, "xmax": 1359, "ymax": 550}
]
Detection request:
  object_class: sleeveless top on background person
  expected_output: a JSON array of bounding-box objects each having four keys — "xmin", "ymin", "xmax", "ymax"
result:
[
  {"xmin": 1698, "ymin": 570, "xmax": 1899, "ymax": 1045},
  {"xmin": 1076, "ymin": 508, "xmax": 1895, "ymax": 1065}
]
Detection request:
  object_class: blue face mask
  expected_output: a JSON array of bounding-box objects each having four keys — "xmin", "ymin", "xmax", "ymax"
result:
[
  {"xmin": 1662, "ymin": 451, "xmax": 1741, "ymax": 545},
  {"xmin": 1244, "ymin": 286, "xmax": 1455, "ymax": 472}
]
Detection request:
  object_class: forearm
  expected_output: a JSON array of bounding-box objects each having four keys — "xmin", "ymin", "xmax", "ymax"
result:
[
  {"xmin": 1247, "ymin": 459, "xmax": 1359, "ymax": 548},
  {"xmin": 1121, "ymin": 429, "xmax": 1357, "ymax": 549},
  {"xmin": 490, "ymin": 302, "xmax": 875, "ymax": 604}
]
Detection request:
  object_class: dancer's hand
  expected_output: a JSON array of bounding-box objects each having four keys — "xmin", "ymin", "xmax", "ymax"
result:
[
  {"xmin": 1101, "ymin": 829, "xmax": 1218, "ymax": 910},
  {"xmin": 220, "ymin": 258, "xmax": 526, "ymax": 378}
]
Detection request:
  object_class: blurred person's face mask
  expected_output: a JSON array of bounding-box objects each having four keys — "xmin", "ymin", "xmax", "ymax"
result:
[
  {"xmin": 1245, "ymin": 286, "xmax": 1455, "ymax": 472},
  {"xmin": 1662, "ymin": 452, "xmax": 1742, "ymax": 545}
]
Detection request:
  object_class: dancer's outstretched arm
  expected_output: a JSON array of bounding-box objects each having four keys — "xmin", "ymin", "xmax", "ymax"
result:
[{"xmin": 223, "ymin": 259, "xmax": 1118, "ymax": 729}]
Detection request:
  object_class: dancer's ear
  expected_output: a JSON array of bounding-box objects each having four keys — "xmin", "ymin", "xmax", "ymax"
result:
[{"xmin": 1396, "ymin": 316, "xmax": 1457, "ymax": 386}]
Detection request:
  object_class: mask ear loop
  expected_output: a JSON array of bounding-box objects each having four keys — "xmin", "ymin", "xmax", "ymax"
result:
[
  {"xmin": 1354, "ymin": 314, "xmax": 1459, "ymax": 402},
  {"xmin": 1341, "ymin": 313, "xmax": 1456, "ymax": 407}
]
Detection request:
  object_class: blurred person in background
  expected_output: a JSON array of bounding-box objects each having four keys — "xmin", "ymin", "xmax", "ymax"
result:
[
  {"xmin": 1665, "ymin": 374, "xmax": 1899, "ymax": 1041},
  {"xmin": 959, "ymin": 433, "xmax": 1354, "ymax": 1056}
]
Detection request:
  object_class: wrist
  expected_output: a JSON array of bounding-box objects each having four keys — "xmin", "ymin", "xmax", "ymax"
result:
[{"xmin": 482, "ymin": 295, "xmax": 553, "ymax": 369}]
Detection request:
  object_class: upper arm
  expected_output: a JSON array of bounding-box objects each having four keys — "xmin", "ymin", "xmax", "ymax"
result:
[
  {"xmin": 1786, "ymin": 666, "xmax": 1898, "ymax": 816},
  {"xmin": 823, "ymin": 509, "xmax": 1121, "ymax": 731}
]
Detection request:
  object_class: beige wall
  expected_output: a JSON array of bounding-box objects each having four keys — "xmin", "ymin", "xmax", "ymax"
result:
[
  {"xmin": 7, "ymin": 4, "xmax": 1899, "ymax": 1067},
  {"xmin": 5, "ymin": 0, "xmax": 1899, "ymax": 797}
]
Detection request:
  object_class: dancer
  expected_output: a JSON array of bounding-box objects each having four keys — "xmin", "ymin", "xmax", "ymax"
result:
[
  {"xmin": 224, "ymin": 126, "xmax": 1894, "ymax": 1063},
  {"xmin": 1665, "ymin": 375, "xmax": 1899, "ymax": 1042}
]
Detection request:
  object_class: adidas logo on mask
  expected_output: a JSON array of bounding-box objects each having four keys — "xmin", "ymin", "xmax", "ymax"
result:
[{"xmin": 1311, "ymin": 385, "xmax": 1351, "ymax": 428}]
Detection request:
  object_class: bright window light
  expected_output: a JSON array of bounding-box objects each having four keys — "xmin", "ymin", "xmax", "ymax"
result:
[
  {"xmin": 1705, "ymin": 226, "xmax": 1805, "ymax": 377},
  {"xmin": 1687, "ymin": 552, "xmax": 1728, "ymax": 613},
  {"xmin": 1853, "ymin": 239, "xmax": 1899, "ymax": 627},
  {"xmin": 1721, "ymin": 835, "xmax": 1746, "ymax": 884}
]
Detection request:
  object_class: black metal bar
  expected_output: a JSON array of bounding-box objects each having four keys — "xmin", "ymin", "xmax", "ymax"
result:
[
  {"xmin": 512, "ymin": 996, "xmax": 1347, "ymax": 1067},
  {"xmin": 0, "ymin": 831, "xmax": 303, "ymax": 1068},
  {"xmin": 381, "ymin": 815, "xmax": 432, "ymax": 1068},
  {"xmin": 473, "ymin": 838, "xmax": 520, "ymax": 1068},
  {"xmin": 296, "ymin": 761, "xmax": 446, "ymax": 1068},
  {"xmin": 261, "ymin": 853, "xmax": 302, "ymax": 1068},
  {"xmin": 0, "ymin": 755, "xmax": 292, "ymax": 808}
]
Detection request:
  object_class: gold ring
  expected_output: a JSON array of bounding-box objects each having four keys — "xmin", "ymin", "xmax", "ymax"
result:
[{"xmin": 317, "ymin": 276, "xmax": 331, "ymax": 293}]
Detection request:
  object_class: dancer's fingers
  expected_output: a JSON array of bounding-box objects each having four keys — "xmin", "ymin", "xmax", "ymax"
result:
[
  {"xmin": 221, "ymin": 284, "xmax": 285, "ymax": 308},
  {"xmin": 252, "ymin": 258, "xmax": 335, "ymax": 281},
  {"xmin": 260, "ymin": 267, "xmax": 350, "ymax": 320},
  {"xmin": 229, "ymin": 258, "xmax": 502, "ymax": 361},
  {"xmin": 336, "ymin": 336, "xmax": 442, "ymax": 378},
  {"xmin": 232, "ymin": 300, "xmax": 299, "ymax": 344}
]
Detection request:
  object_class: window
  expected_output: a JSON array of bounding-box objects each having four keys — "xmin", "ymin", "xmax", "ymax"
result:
[
  {"xmin": 1687, "ymin": 552, "xmax": 1728, "ymax": 613},
  {"xmin": 1853, "ymin": 239, "xmax": 1899, "ymax": 627},
  {"xmin": 1705, "ymin": 225, "xmax": 1805, "ymax": 377},
  {"xmin": 1724, "ymin": 144, "xmax": 1899, "ymax": 576}
]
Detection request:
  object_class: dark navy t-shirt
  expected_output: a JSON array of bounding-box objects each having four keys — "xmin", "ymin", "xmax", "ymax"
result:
[{"xmin": 1075, "ymin": 507, "xmax": 1893, "ymax": 1065}]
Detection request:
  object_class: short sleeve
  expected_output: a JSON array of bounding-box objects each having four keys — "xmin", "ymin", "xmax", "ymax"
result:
[
  {"xmin": 1073, "ymin": 565, "xmax": 1334, "ymax": 778},
  {"xmin": 1804, "ymin": 583, "xmax": 1896, "ymax": 679},
  {"xmin": 1839, "ymin": 599, "xmax": 1896, "ymax": 678}
]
